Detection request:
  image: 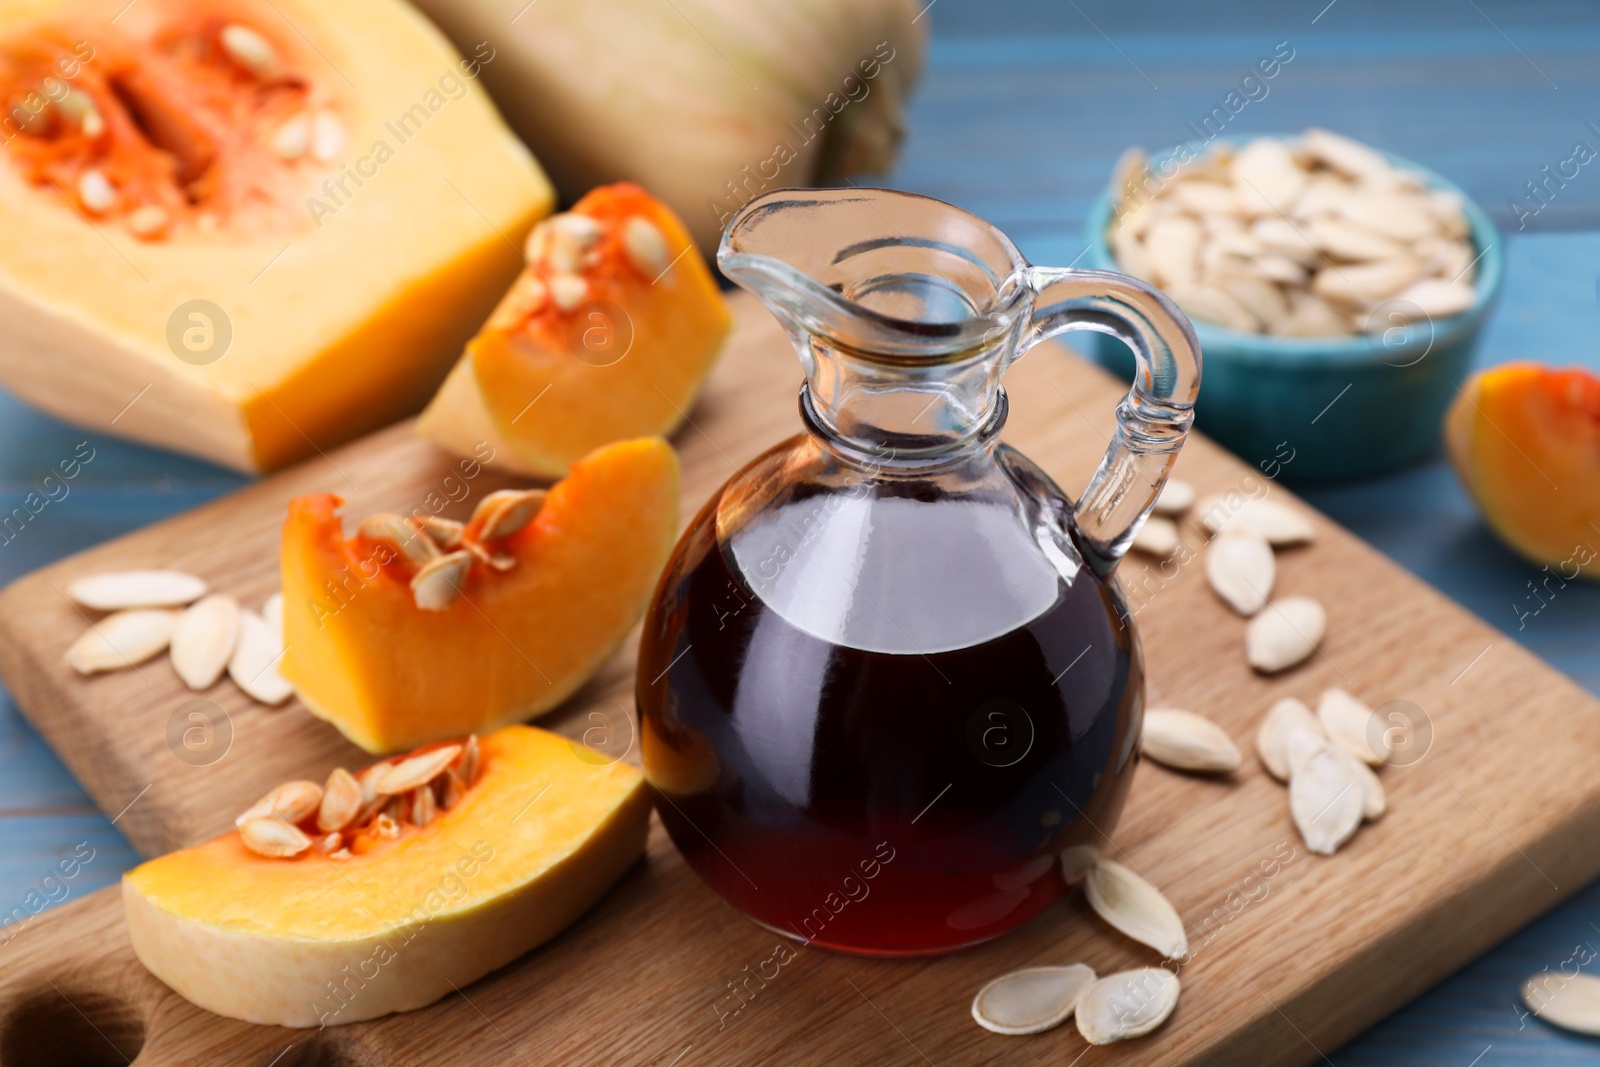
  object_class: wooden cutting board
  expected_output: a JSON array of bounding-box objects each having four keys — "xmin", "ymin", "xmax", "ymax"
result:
[{"xmin": 2, "ymin": 292, "xmax": 1598, "ymax": 1066}]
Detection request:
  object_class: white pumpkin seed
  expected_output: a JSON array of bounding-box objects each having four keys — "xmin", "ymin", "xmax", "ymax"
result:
[
  {"xmin": 548, "ymin": 272, "xmax": 589, "ymax": 311},
  {"xmin": 68, "ymin": 569, "xmax": 206, "ymax": 610},
  {"xmin": 77, "ymin": 168, "xmax": 116, "ymax": 214},
  {"xmin": 1284, "ymin": 727, "xmax": 1327, "ymax": 779},
  {"xmin": 1256, "ymin": 697, "xmax": 1322, "ymax": 781},
  {"xmin": 416, "ymin": 515, "xmax": 465, "ymax": 550},
  {"xmin": 235, "ymin": 779, "xmax": 322, "ymax": 827},
  {"xmin": 269, "ymin": 114, "xmax": 310, "ymax": 160},
  {"xmin": 1522, "ymin": 972, "xmax": 1600, "ymax": 1035},
  {"xmin": 1311, "ymin": 255, "xmax": 1421, "ymax": 303},
  {"xmin": 374, "ymin": 744, "xmax": 462, "ymax": 795},
  {"xmin": 1341, "ymin": 745, "xmax": 1386, "ymax": 821},
  {"xmin": 358, "ymin": 513, "xmax": 440, "ymax": 566},
  {"xmin": 1171, "ymin": 283, "xmax": 1259, "ymax": 333},
  {"xmin": 1301, "ymin": 127, "xmax": 1391, "ymax": 181},
  {"xmin": 316, "ymin": 767, "xmax": 362, "ymax": 832},
  {"xmin": 1141, "ymin": 708, "xmax": 1240, "ymax": 774},
  {"xmin": 1150, "ymin": 478, "xmax": 1195, "ymax": 516},
  {"xmin": 1196, "ymin": 495, "xmax": 1314, "ymax": 545},
  {"xmin": 219, "ymin": 24, "xmax": 279, "ymax": 78},
  {"xmin": 471, "ymin": 488, "xmax": 547, "ymax": 542},
  {"xmin": 971, "ymin": 964, "xmax": 1097, "ymax": 1036},
  {"xmin": 239, "ymin": 816, "xmax": 312, "ymax": 858},
  {"xmin": 457, "ymin": 733, "xmax": 480, "ymax": 786},
  {"xmin": 1205, "ymin": 533, "xmax": 1274, "ymax": 616},
  {"xmin": 1131, "ymin": 515, "xmax": 1179, "ymax": 558},
  {"xmin": 169, "ymin": 594, "xmax": 241, "ymax": 690},
  {"xmin": 309, "ymin": 111, "xmax": 345, "ymax": 162},
  {"xmin": 228, "ymin": 609, "xmax": 292, "ymax": 705},
  {"xmin": 1317, "ymin": 688, "xmax": 1390, "ymax": 765},
  {"xmin": 1084, "ymin": 858, "xmax": 1188, "ymax": 959},
  {"xmin": 1289, "ymin": 740, "xmax": 1364, "ymax": 855},
  {"xmin": 1339, "ymin": 190, "xmax": 1438, "ymax": 242},
  {"xmin": 1251, "ymin": 254, "xmax": 1310, "ymax": 286},
  {"xmin": 126, "ymin": 205, "xmax": 170, "ymax": 239},
  {"xmin": 1392, "ymin": 278, "xmax": 1475, "ymax": 318},
  {"xmin": 1246, "ymin": 597, "xmax": 1326, "ymax": 673},
  {"xmin": 1144, "ymin": 214, "xmax": 1203, "ymax": 289},
  {"xmin": 1075, "ymin": 968, "xmax": 1181, "ymax": 1045},
  {"xmin": 411, "ymin": 782, "xmax": 437, "ymax": 827},
  {"xmin": 65, "ymin": 609, "xmax": 177, "ymax": 674},
  {"xmin": 411, "ymin": 550, "xmax": 471, "ymax": 611},
  {"xmin": 1232, "ymin": 138, "xmax": 1306, "ymax": 217},
  {"xmin": 622, "ymin": 216, "xmax": 670, "ymax": 276}
]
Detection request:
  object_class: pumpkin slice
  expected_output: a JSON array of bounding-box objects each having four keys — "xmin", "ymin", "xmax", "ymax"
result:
[
  {"xmin": 1446, "ymin": 361, "xmax": 1600, "ymax": 578},
  {"xmin": 122, "ymin": 725, "xmax": 649, "ymax": 1027},
  {"xmin": 280, "ymin": 437, "xmax": 679, "ymax": 752},
  {"xmin": 417, "ymin": 182, "xmax": 730, "ymax": 478},
  {"xmin": 0, "ymin": 0, "xmax": 552, "ymax": 472}
]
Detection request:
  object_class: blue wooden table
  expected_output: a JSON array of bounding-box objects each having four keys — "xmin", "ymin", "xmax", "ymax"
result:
[{"xmin": 3, "ymin": 0, "xmax": 1599, "ymax": 1061}]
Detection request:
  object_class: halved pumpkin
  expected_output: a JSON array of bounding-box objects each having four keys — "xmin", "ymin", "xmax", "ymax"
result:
[
  {"xmin": 280, "ymin": 437, "xmax": 680, "ymax": 752},
  {"xmin": 122, "ymin": 725, "xmax": 649, "ymax": 1027},
  {"xmin": 1446, "ymin": 362, "xmax": 1600, "ymax": 578},
  {"xmin": 0, "ymin": 0, "xmax": 552, "ymax": 471},
  {"xmin": 417, "ymin": 182, "xmax": 730, "ymax": 478}
]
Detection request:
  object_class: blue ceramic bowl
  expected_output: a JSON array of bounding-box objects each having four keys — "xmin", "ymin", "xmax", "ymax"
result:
[{"xmin": 1081, "ymin": 138, "xmax": 1503, "ymax": 484}]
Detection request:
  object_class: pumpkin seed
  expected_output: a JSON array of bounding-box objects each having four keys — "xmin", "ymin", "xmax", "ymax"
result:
[
  {"xmin": 1205, "ymin": 532, "xmax": 1274, "ymax": 616},
  {"xmin": 269, "ymin": 114, "xmax": 310, "ymax": 160},
  {"xmin": 169, "ymin": 594, "xmax": 241, "ymax": 690},
  {"xmin": 1084, "ymin": 858, "xmax": 1188, "ymax": 959},
  {"xmin": 410, "ymin": 784, "xmax": 437, "ymax": 828},
  {"xmin": 1289, "ymin": 740, "xmax": 1364, "ymax": 855},
  {"xmin": 374, "ymin": 744, "xmax": 462, "ymax": 795},
  {"xmin": 309, "ymin": 111, "xmax": 345, "ymax": 162},
  {"xmin": 457, "ymin": 733, "xmax": 480, "ymax": 786},
  {"xmin": 1144, "ymin": 214, "xmax": 1202, "ymax": 289},
  {"xmin": 316, "ymin": 767, "xmax": 362, "ymax": 832},
  {"xmin": 65, "ymin": 609, "xmax": 177, "ymax": 674},
  {"xmin": 971, "ymin": 964, "xmax": 1097, "ymax": 1036},
  {"xmin": 1393, "ymin": 278, "xmax": 1475, "ymax": 318},
  {"xmin": 1141, "ymin": 708, "xmax": 1240, "ymax": 774},
  {"xmin": 228, "ymin": 609, "xmax": 293, "ymax": 705},
  {"xmin": 68, "ymin": 569, "xmax": 206, "ymax": 610},
  {"xmin": 1246, "ymin": 597, "xmax": 1326, "ymax": 674},
  {"xmin": 1256, "ymin": 697, "xmax": 1323, "ymax": 781},
  {"xmin": 1301, "ymin": 127, "xmax": 1391, "ymax": 181},
  {"xmin": 1149, "ymin": 477, "xmax": 1195, "ymax": 516},
  {"xmin": 1196, "ymin": 495, "xmax": 1315, "ymax": 545},
  {"xmin": 240, "ymin": 816, "xmax": 312, "ymax": 858},
  {"xmin": 1075, "ymin": 968, "xmax": 1181, "ymax": 1045},
  {"xmin": 411, "ymin": 550, "xmax": 471, "ymax": 611},
  {"xmin": 313, "ymin": 831, "xmax": 342, "ymax": 856},
  {"xmin": 417, "ymin": 515, "xmax": 465, "ymax": 550},
  {"xmin": 235, "ymin": 779, "xmax": 322, "ymax": 827},
  {"xmin": 471, "ymin": 488, "xmax": 547, "ymax": 542},
  {"xmin": 359, "ymin": 513, "xmax": 440, "ymax": 565},
  {"xmin": 1131, "ymin": 515, "xmax": 1179, "ymax": 558},
  {"xmin": 126, "ymin": 205, "xmax": 171, "ymax": 239},
  {"xmin": 622, "ymin": 216, "xmax": 670, "ymax": 276},
  {"xmin": 77, "ymin": 168, "xmax": 116, "ymax": 214},
  {"xmin": 1317, "ymin": 687, "xmax": 1389, "ymax": 765},
  {"xmin": 374, "ymin": 812, "xmax": 402, "ymax": 839},
  {"xmin": 548, "ymin": 272, "xmax": 588, "ymax": 311},
  {"xmin": 1522, "ymin": 972, "xmax": 1600, "ymax": 1036},
  {"xmin": 220, "ymin": 24, "xmax": 279, "ymax": 78}
]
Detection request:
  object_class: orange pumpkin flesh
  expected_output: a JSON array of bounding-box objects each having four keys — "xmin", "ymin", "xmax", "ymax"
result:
[
  {"xmin": 417, "ymin": 182, "xmax": 730, "ymax": 478},
  {"xmin": 1446, "ymin": 362, "xmax": 1600, "ymax": 578},
  {"xmin": 122, "ymin": 726, "xmax": 649, "ymax": 1028},
  {"xmin": 280, "ymin": 438, "xmax": 680, "ymax": 752},
  {"xmin": 0, "ymin": 0, "xmax": 552, "ymax": 472}
]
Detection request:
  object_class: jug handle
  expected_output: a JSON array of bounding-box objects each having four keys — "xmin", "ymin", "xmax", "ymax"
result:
[{"xmin": 1021, "ymin": 267, "xmax": 1202, "ymax": 575}]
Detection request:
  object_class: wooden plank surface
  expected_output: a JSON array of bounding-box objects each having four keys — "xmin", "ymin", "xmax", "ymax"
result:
[{"xmin": 2, "ymin": 291, "xmax": 1599, "ymax": 1065}]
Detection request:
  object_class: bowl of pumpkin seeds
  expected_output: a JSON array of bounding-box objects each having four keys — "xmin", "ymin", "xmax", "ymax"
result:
[{"xmin": 1082, "ymin": 129, "xmax": 1502, "ymax": 483}]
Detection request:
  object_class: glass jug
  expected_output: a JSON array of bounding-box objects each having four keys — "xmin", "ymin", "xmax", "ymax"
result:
[{"xmin": 638, "ymin": 188, "xmax": 1200, "ymax": 957}]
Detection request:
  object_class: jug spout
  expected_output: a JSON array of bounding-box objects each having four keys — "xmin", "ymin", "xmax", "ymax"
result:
[{"xmin": 718, "ymin": 188, "xmax": 1035, "ymax": 459}]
